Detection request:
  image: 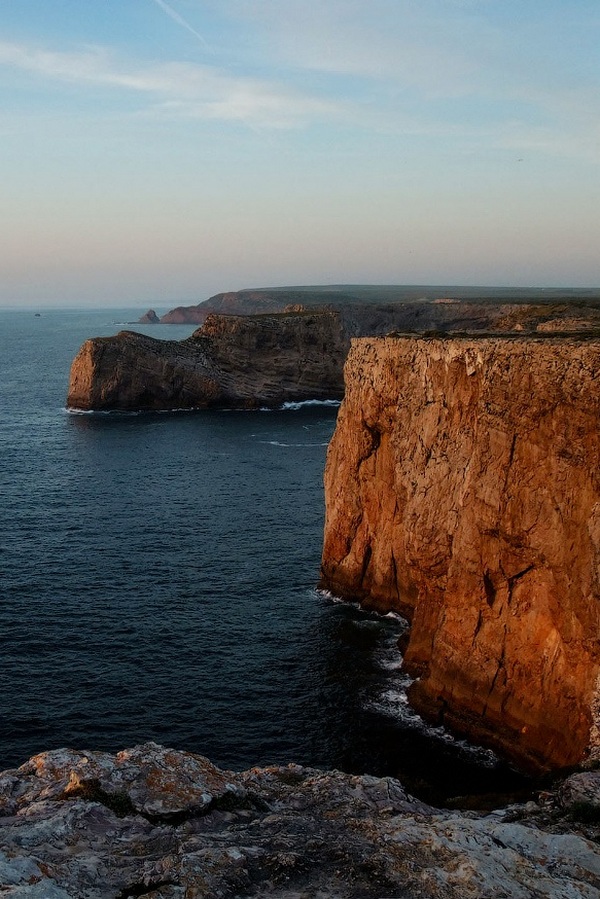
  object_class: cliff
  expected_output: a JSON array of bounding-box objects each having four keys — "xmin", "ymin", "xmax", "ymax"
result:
[
  {"xmin": 2, "ymin": 741, "xmax": 600, "ymax": 897},
  {"xmin": 67, "ymin": 310, "xmax": 347, "ymax": 411},
  {"xmin": 320, "ymin": 334, "xmax": 600, "ymax": 773}
]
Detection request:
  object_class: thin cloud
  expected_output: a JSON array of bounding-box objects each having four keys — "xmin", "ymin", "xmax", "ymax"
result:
[
  {"xmin": 148, "ymin": 0, "xmax": 212, "ymax": 52},
  {"xmin": 0, "ymin": 40, "xmax": 343, "ymax": 129},
  {"xmin": 210, "ymin": 0, "xmax": 600, "ymax": 157}
]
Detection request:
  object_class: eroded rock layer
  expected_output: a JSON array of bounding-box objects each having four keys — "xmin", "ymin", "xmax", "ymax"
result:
[
  {"xmin": 320, "ymin": 334, "xmax": 600, "ymax": 773},
  {"xmin": 67, "ymin": 310, "xmax": 347, "ymax": 411},
  {"xmin": 2, "ymin": 741, "xmax": 600, "ymax": 898}
]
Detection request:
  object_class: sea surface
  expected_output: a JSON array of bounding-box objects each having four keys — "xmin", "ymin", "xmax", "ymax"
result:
[{"xmin": 0, "ymin": 308, "xmax": 532, "ymax": 805}]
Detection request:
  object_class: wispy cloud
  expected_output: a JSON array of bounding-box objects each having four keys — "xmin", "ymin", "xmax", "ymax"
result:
[
  {"xmin": 148, "ymin": 0, "xmax": 212, "ymax": 52},
  {"xmin": 1, "ymin": 0, "xmax": 598, "ymax": 164},
  {"xmin": 0, "ymin": 40, "xmax": 343, "ymax": 129},
  {"xmin": 205, "ymin": 0, "xmax": 600, "ymax": 162}
]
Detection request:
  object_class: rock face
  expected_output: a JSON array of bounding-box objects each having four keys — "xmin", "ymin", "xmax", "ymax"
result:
[
  {"xmin": 160, "ymin": 290, "xmax": 304, "ymax": 323},
  {"xmin": 67, "ymin": 310, "xmax": 347, "ymax": 411},
  {"xmin": 320, "ymin": 334, "xmax": 600, "ymax": 773},
  {"xmin": 2, "ymin": 741, "xmax": 600, "ymax": 898}
]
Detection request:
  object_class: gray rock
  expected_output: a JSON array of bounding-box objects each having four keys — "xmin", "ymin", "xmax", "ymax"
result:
[
  {"xmin": 1, "ymin": 743, "xmax": 600, "ymax": 898},
  {"xmin": 138, "ymin": 309, "xmax": 160, "ymax": 324},
  {"xmin": 0, "ymin": 743, "xmax": 600, "ymax": 899}
]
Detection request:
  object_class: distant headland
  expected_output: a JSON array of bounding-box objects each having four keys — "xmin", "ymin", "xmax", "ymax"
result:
[{"xmin": 141, "ymin": 283, "xmax": 600, "ymax": 325}]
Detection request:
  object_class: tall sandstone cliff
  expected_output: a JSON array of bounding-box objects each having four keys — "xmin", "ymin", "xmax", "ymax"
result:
[{"xmin": 320, "ymin": 335, "xmax": 600, "ymax": 773}]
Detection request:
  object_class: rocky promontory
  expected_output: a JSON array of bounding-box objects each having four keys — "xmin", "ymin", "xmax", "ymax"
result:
[
  {"xmin": 320, "ymin": 334, "xmax": 600, "ymax": 774},
  {"xmin": 3, "ymin": 740, "xmax": 600, "ymax": 897},
  {"xmin": 67, "ymin": 310, "xmax": 347, "ymax": 411}
]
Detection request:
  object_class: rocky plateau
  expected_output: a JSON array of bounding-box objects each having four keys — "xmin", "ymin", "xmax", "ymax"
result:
[{"xmin": 158, "ymin": 285, "xmax": 600, "ymax": 325}]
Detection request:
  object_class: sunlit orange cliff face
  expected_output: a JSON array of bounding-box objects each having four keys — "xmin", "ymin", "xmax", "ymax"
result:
[{"xmin": 320, "ymin": 334, "xmax": 600, "ymax": 773}]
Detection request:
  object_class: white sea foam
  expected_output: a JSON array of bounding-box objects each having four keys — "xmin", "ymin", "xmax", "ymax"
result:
[
  {"xmin": 66, "ymin": 398, "xmax": 340, "ymax": 416},
  {"xmin": 64, "ymin": 407, "xmax": 142, "ymax": 416},
  {"xmin": 64, "ymin": 406, "xmax": 203, "ymax": 416},
  {"xmin": 317, "ymin": 587, "xmax": 500, "ymax": 767},
  {"xmin": 383, "ymin": 610, "xmax": 407, "ymax": 622},
  {"xmin": 369, "ymin": 636, "xmax": 499, "ymax": 767},
  {"xmin": 280, "ymin": 399, "xmax": 342, "ymax": 411},
  {"xmin": 260, "ymin": 441, "xmax": 329, "ymax": 448}
]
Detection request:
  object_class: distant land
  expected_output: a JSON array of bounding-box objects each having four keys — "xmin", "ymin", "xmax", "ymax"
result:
[{"xmin": 140, "ymin": 284, "xmax": 600, "ymax": 325}]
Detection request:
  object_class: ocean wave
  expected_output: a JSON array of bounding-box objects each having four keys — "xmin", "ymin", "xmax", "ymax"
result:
[
  {"xmin": 316, "ymin": 588, "xmax": 409, "ymax": 624},
  {"xmin": 64, "ymin": 407, "xmax": 143, "ymax": 417},
  {"xmin": 369, "ymin": 639, "xmax": 499, "ymax": 767},
  {"xmin": 65, "ymin": 399, "xmax": 341, "ymax": 416},
  {"xmin": 368, "ymin": 683, "xmax": 499, "ymax": 767},
  {"xmin": 317, "ymin": 587, "xmax": 499, "ymax": 766}
]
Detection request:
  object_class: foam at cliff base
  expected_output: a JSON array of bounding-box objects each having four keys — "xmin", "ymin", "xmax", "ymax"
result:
[
  {"xmin": 279, "ymin": 399, "xmax": 341, "ymax": 411},
  {"xmin": 319, "ymin": 589, "xmax": 499, "ymax": 768},
  {"xmin": 260, "ymin": 441, "xmax": 330, "ymax": 448},
  {"xmin": 369, "ymin": 652, "xmax": 499, "ymax": 768}
]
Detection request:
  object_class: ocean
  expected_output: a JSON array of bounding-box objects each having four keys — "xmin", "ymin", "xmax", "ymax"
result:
[{"xmin": 0, "ymin": 307, "xmax": 532, "ymax": 805}]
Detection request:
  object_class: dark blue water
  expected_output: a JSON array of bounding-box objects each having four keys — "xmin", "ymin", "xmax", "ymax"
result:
[{"xmin": 0, "ymin": 308, "xmax": 532, "ymax": 805}]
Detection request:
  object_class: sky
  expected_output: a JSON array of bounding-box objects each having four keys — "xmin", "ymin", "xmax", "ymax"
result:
[{"xmin": 1, "ymin": 0, "xmax": 599, "ymax": 307}]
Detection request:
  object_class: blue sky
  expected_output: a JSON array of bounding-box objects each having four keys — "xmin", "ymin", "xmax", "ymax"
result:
[{"xmin": 1, "ymin": 0, "xmax": 599, "ymax": 306}]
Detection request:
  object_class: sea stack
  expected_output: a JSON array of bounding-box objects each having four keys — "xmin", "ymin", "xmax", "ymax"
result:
[
  {"xmin": 320, "ymin": 334, "xmax": 600, "ymax": 773},
  {"xmin": 138, "ymin": 309, "xmax": 160, "ymax": 324}
]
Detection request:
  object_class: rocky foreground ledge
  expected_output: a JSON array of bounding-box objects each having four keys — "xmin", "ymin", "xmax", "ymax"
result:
[{"xmin": 3, "ymin": 741, "xmax": 600, "ymax": 898}]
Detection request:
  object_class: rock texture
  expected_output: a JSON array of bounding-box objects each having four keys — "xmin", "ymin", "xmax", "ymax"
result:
[
  {"xmin": 2, "ymin": 741, "xmax": 600, "ymax": 898},
  {"xmin": 320, "ymin": 334, "xmax": 600, "ymax": 773},
  {"xmin": 67, "ymin": 310, "xmax": 347, "ymax": 411}
]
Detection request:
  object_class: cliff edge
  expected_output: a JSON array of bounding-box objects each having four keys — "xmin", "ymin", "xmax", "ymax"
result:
[
  {"xmin": 320, "ymin": 334, "xmax": 600, "ymax": 773},
  {"xmin": 68, "ymin": 297, "xmax": 600, "ymax": 412}
]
